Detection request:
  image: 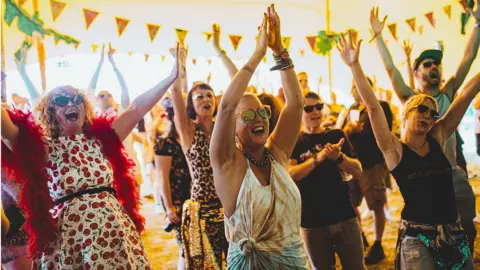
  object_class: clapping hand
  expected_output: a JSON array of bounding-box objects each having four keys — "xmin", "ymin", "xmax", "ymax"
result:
[
  {"xmin": 266, "ymin": 4, "xmax": 285, "ymax": 55},
  {"xmin": 212, "ymin": 23, "xmax": 222, "ymax": 52},
  {"xmin": 107, "ymin": 42, "xmax": 116, "ymax": 63},
  {"xmin": 255, "ymin": 13, "xmax": 269, "ymax": 55}
]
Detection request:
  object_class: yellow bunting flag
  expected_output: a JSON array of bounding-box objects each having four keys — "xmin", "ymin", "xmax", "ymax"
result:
[
  {"xmin": 300, "ymin": 49, "xmax": 305, "ymax": 56},
  {"xmin": 53, "ymin": 35, "xmax": 60, "ymax": 46},
  {"xmin": 161, "ymin": 55, "xmax": 166, "ymax": 62},
  {"xmin": 406, "ymin": 17, "xmax": 416, "ymax": 32},
  {"xmin": 418, "ymin": 25, "xmax": 424, "ymax": 36},
  {"xmin": 115, "ymin": 17, "xmax": 130, "ymax": 37},
  {"xmin": 74, "ymin": 42, "xmax": 81, "ymax": 50},
  {"xmin": 33, "ymin": 33, "xmax": 46, "ymax": 92},
  {"xmin": 262, "ymin": 56, "xmax": 267, "ymax": 63},
  {"xmin": 207, "ymin": 59, "xmax": 212, "ymax": 65},
  {"xmin": 145, "ymin": 54, "xmax": 150, "ymax": 62},
  {"xmin": 349, "ymin": 30, "xmax": 359, "ymax": 44},
  {"xmin": 127, "ymin": 52, "xmax": 133, "ymax": 56},
  {"xmin": 50, "ymin": 0, "xmax": 66, "ymax": 22},
  {"xmin": 306, "ymin": 36, "xmax": 317, "ymax": 52},
  {"xmin": 443, "ymin": 4, "xmax": 452, "ymax": 20},
  {"xmin": 19, "ymin": 0, "xmax": 28, "ymax": 5},
  {"xmin": 387, "ymin": 23, "xmax": 397, "ymax": 41},
  {"xmin": 192, "ymin": 58, "xmax": 197, "ymax": 65},
  {"xmin": 425, "ymin": 12, "xmax": 435, "ymax": 28},
  {"xmin": 206, "ymin": 72, "xmax": 212, "ymax": 84},
  {"xmin": 146, "ymin": 24, "xmax": 160, "ymax": 42},
  {"xmin": 82, "ymin": 9, "xmax": 99, "ymax": 30},
  {"xmin": 203, "ymin": 32, "xmax": 213, "ymax": 42},
  {"xmin": 282, "ymin": 36, "xmax": 291, "ymax": 50},
  {"xmin": 91, "ymin": 44, "xmax": 99, "ymax": 53},
  {"xmin": 228, "ymin": 35, "xmax": 243, "ymax": 51},
  {"xmin": 175, "ymin": 28, "xmax": 188, "ymax": 45}
]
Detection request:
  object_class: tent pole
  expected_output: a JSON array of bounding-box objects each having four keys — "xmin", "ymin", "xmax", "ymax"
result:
[{"xmin": 326, "ymin": 0, "xmax": 332, "ymax": 95}]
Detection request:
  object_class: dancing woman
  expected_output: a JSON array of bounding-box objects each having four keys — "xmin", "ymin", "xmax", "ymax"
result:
[
  {"xmin": 338, "ymin": 32, "xmax": 478, "ymax": 269},
  {"xmin": 1, "ymin": 44, "xmax": 182, "ymax": 269},
  {"xmin": 210, "ymin": 5, "xmax": 308, "ymax": 269}
]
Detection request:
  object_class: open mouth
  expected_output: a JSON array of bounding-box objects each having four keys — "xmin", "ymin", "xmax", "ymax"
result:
[
  {"xmin": 310, "ymin": 116, "xmax": 321, "ymax": 121},
  {"xmin": 65, "ymin": 111, "xmax": 79, "ymax": 122},
  {"xmin": 418, "ymin": 120, "xmax": 429, "ymax": 127},
  {"xmin": 203, "ymin": 104, "xmax": 212, "ymax": 110},
  {"xmin": 252, "ymin": 126, "xmax": 265, "ymax": 135},
  {"xmin": 429, "ymin": 70, "xmax": 439, "ymax": 80}
]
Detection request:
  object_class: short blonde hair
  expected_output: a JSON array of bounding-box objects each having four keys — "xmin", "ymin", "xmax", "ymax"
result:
[
  {"xmin": 35, "ymin": 86, "xmax": 95, "ymax": 138},
  {"xmin": 402, "ymin": 94, "xmax": 438, "ymax": 119}
]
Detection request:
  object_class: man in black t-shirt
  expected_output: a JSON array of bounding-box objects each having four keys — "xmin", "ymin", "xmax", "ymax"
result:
[{"xmin": 289, "ymin": 92, "xmax": 364, "ymax": 269}]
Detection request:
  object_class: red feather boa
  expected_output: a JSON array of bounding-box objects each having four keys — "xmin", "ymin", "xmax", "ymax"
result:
[{"xmin": 1, "ymin": 109, "xmax": 145, "ymax": 257}]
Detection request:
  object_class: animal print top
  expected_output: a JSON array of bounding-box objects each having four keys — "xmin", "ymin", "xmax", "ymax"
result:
[{"xmin": 185, "ymin": 125, "xmax": 218, "ymax": 203}]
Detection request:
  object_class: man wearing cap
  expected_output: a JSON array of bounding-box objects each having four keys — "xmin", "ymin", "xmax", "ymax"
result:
[{"xmin": 369, "ymin": 5, "xmax": 480, "ymax": 253}]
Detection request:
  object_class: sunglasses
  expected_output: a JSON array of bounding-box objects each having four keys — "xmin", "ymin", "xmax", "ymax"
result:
[
  {"xmin": 52, "ymin": 94, "xmax": 84, "ymax": 107},
  {"xmin": 422, "ymin": 60, "xmax": 440, "ymax": 69},
  {"xmin": 412, "ymin": 104, "xmax": 440, "ymax": 120},
  {"xmin": 236, "ymin": 106, "xmax": 272, "ymax": 123},
  {"xmin": 98, "ymin": 94, "xmax": 112, "ymax": 99},
  {"xmin": 304, "ymin": 103, "xmax": 324, "ymax": 113}
]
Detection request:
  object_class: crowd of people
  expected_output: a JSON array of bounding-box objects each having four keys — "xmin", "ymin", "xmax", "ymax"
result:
[{"xmin": 1, "ymin": 1, "xmax": 480, "ymax": 270}]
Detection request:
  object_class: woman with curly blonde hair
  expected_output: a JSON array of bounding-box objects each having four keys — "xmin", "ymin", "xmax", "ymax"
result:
[{"xmin": 1, "ymin": 45, "xmax": 182, "ymax": 269}]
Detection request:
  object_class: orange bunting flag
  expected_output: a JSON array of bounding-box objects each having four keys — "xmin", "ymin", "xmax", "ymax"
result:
[
  {"xmin": 203, "ymin": 32, "xmax": 213, "ymax": 42},
  {"xmin": 387, "ymin": 23, "xmax": 397, "ymax": 41},
  {"xmin": 192, "ymin": 59, "xmax": 197, "ymax": 65},
  {"xmin": 161, "ymin": 55, "xmax": 166, "ymax": 62},
  {"xmin": 127, "ymin": 52, "xmax": 133, "ymax": 56},
  {"xmin": 306, "ymin": 36, "xmax": 317, "ymax": 52},
  {"xmin": 349, "ymin": 30, "xmax": 359, "ymax": 44},
  {"xmin": 50, "ymin": 0, "xmax": 66, "ymax": 22},
  {"xmin": 145, "ymin": 54, "xmax": 150, "ymax": 62},
  {"xmin": 91, "ymin": 44, "xmax": 99, "ymax": 53},
  {"xmin": 82, "ymin": 9, "xmax": 99, "ymax": 30},
  {"xmin": 282, "ymin": 36, "xmax": 291, "ymax": 50},
  {"xmin": 146, "ymin": 24, "xmax": 160, "ymax": 42},
  {"xmin": 425, "ymin": 12, "xmax": 435, "ymax": 28},
  {"xmin": 443, "ymin": 4, "xmax": 452, "ymax": 20},
  {"xmin": 115, "ymin": 17, "xmax": 130, "ymax": 37},
  {"xmin": 418, "ymin": 25, "xmax": 424, "ymax": 36},
  {"xmin": 175, "ymin": 28, "xmax": 188, "ymax": 46},
  {"xmin": 406, "ymin": 17, "xmax": 416, "ymax": 32},
  {"xmin": 228, "ymin": 35, "xmax": 243, "ymax": 51},
  {"xmin": 207, "ymin": 59, "xmax": 212, "ymax": 65},
  {"xmin": 19, "ymin": 0, "xmax": 27, "ymax": 5},
  {"xmin": 206, "ymin": 72, "xmax": 212, "ymax": 84},
  {"xmin": 300, "ymin": 49, "xmax": 305, "ymax": 56},
  {"xmin": 74, "ymin": 42, "xmax": 81, "ymax": 50}
]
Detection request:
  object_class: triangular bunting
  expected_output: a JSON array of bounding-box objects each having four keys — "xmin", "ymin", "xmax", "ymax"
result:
[
  {"xmin": 387, "ymin": 23, "xmax": 397, "ymax": 41},
  {"xmin": 192, "ymin": 59, "xmax": 197, "ymax": 65},
  {"xmin": 53, "ymin": 35, "xmax": 60, "ymax": 46},
  {"xmin": 425, "ymin": 12, "xmax": 436, "ymax": 28},
  {"xmin": 300, "ymin": 49, "xmax": 305, "ymax": 56},
  {"xmin": 127, "ymin": 52, "xmax": 133, "ymax": 56},
  {"xmin": 418, "ymin": 25, "xmax": 424, "ymax": 36},
  {"xmin": 91, "ymin": 44, "xmax": 99, "ymax": 53},
  {"xmin": 282, "ymin": 36, "xmax": 291, "ymax": 50},
  {"xmin": 406, "ymin": 17, "xmax": 416, "ymax": 32},
  {"xmin": 207, "ymin": 59, "xmax": 212, "ymax": 65},
  {"xmin": 144, "ymin": 54, "xmax": 150, "ymax": 62},
  {"xmin": 146, "ymin": 24, "xmax": 160, "ymax": 42},
  {"xmin": 348, "ymin": 30, "xmax": 359, "ymax": 44},
  {"xmin": 82, "ymin": 9, "xmax": 99, "ymax": 30},
  {"xmin": 19, "ymin": 0, "xmax": 28, "ymax": 5},
  {"xmin": 175, "ymin": 28, "xmax": 188, "ymax": 45},
  {"xmin": 161, "ymin": 55, "xmax": 166, "ymax": 62},
  {"xmin": 74, "ymin": 42, "xmax": 81, "ymax": 50},
  {"xmin": 443, "ymin": 4, "xmax": 452, "ymax": 20},
  {"xmin": 306, "ymin": 36, "xmax": 317, "ymax": 52},
  {"xmin": 206, "ymin": 72, "xmax": 211, "ymax": 84},
  {"xmin": 50, "ymin": 0, "xmax": 66, "ymax": 22},
  {"xmin": 228, "ymin": 35, "xmax": 243, "ymax": 51},
  {"xmin": 203, "ymin": 32, "xmax": 213, "ymax": 42},
  {"xmin": 262, "ymin": 56, "xmax": 267, "ymax": 63},
  {"xmin": 115, "ymin": 17, "xmax": 130, "ymax": 37}
]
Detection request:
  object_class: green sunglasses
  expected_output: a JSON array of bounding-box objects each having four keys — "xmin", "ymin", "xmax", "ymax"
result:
[
  {"xmin": 52, "ymin": 94, "xmax": 84, "ymax": 107},
  {"xmin": 236, "ymin": 106, "xmax": 272, "ymax": 123}
]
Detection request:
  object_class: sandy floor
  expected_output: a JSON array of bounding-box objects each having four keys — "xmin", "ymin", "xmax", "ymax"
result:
[{"xmin": 140, "ymin": 177, "xmax": 480, "ymax": 270}]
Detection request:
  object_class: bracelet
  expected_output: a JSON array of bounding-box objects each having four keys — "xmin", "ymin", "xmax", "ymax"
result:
[
  {"xmin": 270, "ymin": 49, "xmax": 294, "ymax": 71},
  {"xmin": 335, "ymin": 153, "xmax": 345, "ymax": 164},
  {"xmin": 242, "ymin": 65, "xmax": 255, "ymax": 74}
]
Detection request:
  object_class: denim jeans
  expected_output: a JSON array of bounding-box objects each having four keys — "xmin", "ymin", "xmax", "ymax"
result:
[
  {"xmin": 400, "ymin": 236, "xmax": 474, "ymax": 270},
  {"xmin": 301, "ymin": 218, "xmax": 364, "ymax": 270}
]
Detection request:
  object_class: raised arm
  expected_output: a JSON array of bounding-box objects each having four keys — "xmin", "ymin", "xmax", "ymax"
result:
[
  {"xmin": 87, "ymin": 44, "xmax": 105, "ymax": 102},
  {"xmin": 212, "ymin": 24, "xmax": 239, "ymax": 79},
  {"xmin": 16, "ymin": 47, "xmax": 40, "ymax": 103},
  {"xmin": 434, "ymin": 72, "xmax": 480, "ymax": 141},
  {"xmin": 210, "ymin": 15, "xmax": 267, "ymax": 169},
  {"xmin": 108, "ymin": 43, "xmax": 130, "ymax": 109},
  {"xmin": 266, "ymin": 5, "xmax": 304, "ymax": 164},
  {"xmin": 403, "ymin": 40, "xmax": 415, "ymax": 89},
  {"xmin": 473, "ymin": 92, "xmax": 480, "ymax": 109},
  {"xmin": 1, "ymin": 107, "xmax": 19, "ymax": 150},
  {"xmin": 371, "ymin": 7, "xmax": 415, "ymax": 103},
  {"xmin": 338, "ymin": 33, "xmax": 401, "ymax": 168},
  {"xmin": 112, "ymin": 44, "xmax": 180, "ymax": 141},
  {"xmin": 443, "ymin": 0, "xmax": 480, "ymax": 99}
]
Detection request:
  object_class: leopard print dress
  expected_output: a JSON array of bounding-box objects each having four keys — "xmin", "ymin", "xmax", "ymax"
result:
[{"xmin": 182, "ymin": 125, "xmax": 228, "ymax": 269}]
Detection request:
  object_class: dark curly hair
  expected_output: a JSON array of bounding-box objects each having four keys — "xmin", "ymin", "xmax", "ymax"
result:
[{"xmin": 186, "ymin": 82, "xmax": 217, "ymax": 120}]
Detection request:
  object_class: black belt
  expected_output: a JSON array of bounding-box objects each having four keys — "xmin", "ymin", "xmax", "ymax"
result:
[{"xmin": 54, "ymin": 186, "xmax": 116, "ymax": 206}]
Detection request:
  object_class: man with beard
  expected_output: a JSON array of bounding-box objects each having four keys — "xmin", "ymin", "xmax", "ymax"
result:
[{"xmin": 370, "ymin": 4, "xmax": 479, "ymax": 253}]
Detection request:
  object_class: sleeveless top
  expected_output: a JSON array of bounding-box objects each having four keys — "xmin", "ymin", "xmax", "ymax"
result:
[
  {"xmin": 391, "ymin": 135, "xmax": 458, "ymax": 224},
  {"xmin": 434, "ymin": 92, "xmax": 457, "ymax": 167},
  {"xmin": 185, "ymin": 125, "xmax": 218, "ymax": 203},
  {"xmin": 224, "ymin": 157, "xmax": 309, "ymax": 269}
]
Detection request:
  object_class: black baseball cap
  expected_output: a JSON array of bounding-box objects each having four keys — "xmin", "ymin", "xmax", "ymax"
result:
[{"xmin": 413, "ymin": 49, "xmax": 443, "ymax": 71}]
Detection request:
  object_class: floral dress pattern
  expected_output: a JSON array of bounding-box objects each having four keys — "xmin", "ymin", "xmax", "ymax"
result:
[{"xmin": 34, "ymin": 134, "xmax": 150, "ymax": 270}]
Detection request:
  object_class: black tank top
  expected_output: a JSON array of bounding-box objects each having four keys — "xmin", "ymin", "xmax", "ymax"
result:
[{"xmin": 391, "ymin": 135, "xmax": 457, "ymax": 224}]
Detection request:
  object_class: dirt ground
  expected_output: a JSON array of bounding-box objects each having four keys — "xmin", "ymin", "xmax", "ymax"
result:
[{"xmin": 140, "ymin": 177, "xmax": 480, "ymax": 270}]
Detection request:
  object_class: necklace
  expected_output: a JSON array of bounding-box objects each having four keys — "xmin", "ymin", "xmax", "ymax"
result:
[
  {"xmin": 243, "ymin": 149, "xmax": 270, "ymax": 167},
  {"xmin": 409, "ymin": 140, "xmax": 427, "ymax": 152}
]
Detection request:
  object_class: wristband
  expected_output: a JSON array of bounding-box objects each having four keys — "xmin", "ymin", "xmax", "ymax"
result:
[{"xmin": 335, "ymin": 153, "xmax": 345, "ymax": 164}]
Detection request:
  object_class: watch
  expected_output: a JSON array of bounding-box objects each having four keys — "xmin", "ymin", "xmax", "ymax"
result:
[{"xmin": 335, "ymin": 153, "xmax": 345, "ymax": 164}]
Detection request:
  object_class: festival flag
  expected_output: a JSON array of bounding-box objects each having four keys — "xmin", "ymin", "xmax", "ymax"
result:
[
  {"xmin": 300, "ymin": 49, "xmax": 305, "ymax": 56},
  {"xmin": 50, "ymin": 0, "xmax": 66, "ymax": 22},
  {"xmin": 127, "ymin": 52, "xmax": 133, "ymax": 56},
  {"xmin": 175, "ymin": 28, "xmax": 188, "ymax": 45},
  {"xmin": 74, "ymin": 42, "xmax": 81, "ymax": 50},
  {"xmin": 207, "ymin": 59, "xmax": 212, "ymax": 65},
  {"xmin": 82, "ymin": 8, "xmax": 99, "ymax": 30},
  {"xmin": 144, "ymin": 54, "xmax": 150, "ymax": 62},
  {"xmin": 443, "ymin": 4, "xmax": 452, "ymax": 20},
  {"xmin": 53, "ymin": 35, "xmax": 60, "ymax": 46},
  {"xmin": 387, "ymin": 23, "xmax": 397, "ymax": 41},
  {"xmin": 203, "ymin": 32, "xmax": 213, "ymax": 42},
  {"xmin": 228, "ymin": 35, "xmax": 243, "ymax": 51},
  {"xmin": 91, "ymin": 44, "xmax": 99, "ymax": 53},
  {"xmin": 418, "ymin": 25, "xmax": 424, "ymax": 36},
  {"xmin": 306, "ymin": 36, "xmax": 317, "ymax": 52},
  {"xmin": 262, "ymin": 56, "xmax": 267, "ymax": 63},
  {"xmin": 425, "ymin": 12, "xmax": 435, "ymax": 28},
  {"xmin": 161, "ymin": 55, "xmax": 166, "ymax": 62},
  {"xmin": 348, "ymin": 30, "xmax": 358, "ymax": 44},
  {"xmin": 282, "ymin": 36, "xmax": 291, "ymax": 50},
  {"xmin": 115, "ymin": 17, "xmax": 130, "ymax": 37},
  {"xmin": 19, "ymin": 0, "xmax": 27, "ymax": 5},
  {"xmin": 406, "ymin": 17, "xmax": 416, "ymax": 32},
  {"xmin": 146, "ymin": 23, "xmax": 160, "ymax": 42},
  {"xmin": 192, "ymin": 58, "xmax": 197, "ymax": 65}
]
